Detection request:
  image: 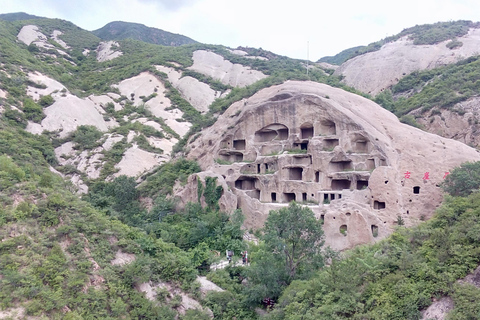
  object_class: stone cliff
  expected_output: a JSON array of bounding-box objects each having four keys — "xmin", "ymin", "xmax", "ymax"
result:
[{"xmin": 176, "ymin": 81, "xmax": 480, "ymax": 250}]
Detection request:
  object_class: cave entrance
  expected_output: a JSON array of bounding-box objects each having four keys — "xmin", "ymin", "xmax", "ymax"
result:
[
  {"xmin": 235, "ymin": 177, "xmax": 257, "ymax": 190},
  {"xmin": 357, "ymin": 180, "xmax": 369, "ymax": 190},
  {"xmin": 288, "ymin": 167, "xmax": 303, "ymax": 180},
  {"xmin": 329, "ymin": 161, "xmax": 353, "ymax": 172},
  {"xmin": 374, "ymin": 201, "xmax": 386, "ymax": 210},
  {"xmin": 254, "ymin": 123, "xmax": 289, "ymax": 142},
  {"xmin": 300, "ymin": 124, "xmax": 314, "ymax": 139},
  {"xmin": 233, "ymin": 139, "xmax": 246, "ymax": 150},
  {"xmin": 284, "ymin": 193, "xmax": 296, "ymax": 202},
  {"xmin": 319, "ymin": 119, "xmax": 336, "ymax": 135},
  {"xmin": 331, "ymin": 179, "xmax": 351, "ymax": 190}
]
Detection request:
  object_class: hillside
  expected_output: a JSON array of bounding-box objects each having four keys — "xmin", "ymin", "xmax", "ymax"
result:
[
  {"xmin": 2, "ymin": 13, "xmax": 480, "ymax": 319},
  {"xmin": 93, "ymin": 21, "xmax": 198, "ymax": 46}
]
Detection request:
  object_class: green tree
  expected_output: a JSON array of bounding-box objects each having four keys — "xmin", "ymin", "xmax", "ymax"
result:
[
  {"xmin": 244, "ymin": 202, "xmax": 324, "ymax": 305},
  {"xmin": 442, "ymin": 161, "xmax": 480, "ymax": 197},
  {"xmin": 263, "ymin": 202, "xmax": 324, "ymax": 280}
]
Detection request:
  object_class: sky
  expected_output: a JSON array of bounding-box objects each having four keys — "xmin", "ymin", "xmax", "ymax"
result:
[{"xmin": 2, "ymin": 0, "xmax": 480, "ymax": 61}]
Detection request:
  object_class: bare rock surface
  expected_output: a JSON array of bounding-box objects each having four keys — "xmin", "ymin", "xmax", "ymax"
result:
[
  {"xmin": 412, "ymin": 97, "xmax": 480, "ymax": 147},
  {"xmin": 111, "ymin": 249, "xmax": 136, "ymax": 266},
  {"xmin": 421, "ymin": 297, "xmax": 454, "ymax": 320},
  {"xmin": 137, "ymin": 282, "xmax": 206, "ymax": 315},
  {"xmin": 96, "ymin": 41, "xmax": 123, "ymax": 62},
  {"xmin": 188, "ymin": 50, "xmax": 267, "ymax": 87},
  {"xmin": 114, "ymin": 144, "xmax": 168, "ymax": 177},
  {"xmin": 335, "ymin": 27, "xmax": 480, "ymax": 95},
  {"xmin": 51, "ymin": 30, "xmax": 69, "ymax": 49},
  {"xmin": 113, "ymin": 72, "xmax": 191, "ymax": 137},
  {"xmin": 26, "ymin": 72, "xmax": 66, "ymax": 100},
  {"xmin": 27, "ymin": 94, "xmax": 116, "ymax": 138},
  {"xmin": 17, "ymin": 25, "xmax": 47, "ymax": 46},
  {"xmin": 156, "ymin": 65, "xmax": 219, "ymax": 113},
  {"xmin": 197, "ymin": 276, "xmax": 224, "ymax": 294},
  {"xmin": 179, "ymin": 80, "xmax": 480, "ymax": 251}
]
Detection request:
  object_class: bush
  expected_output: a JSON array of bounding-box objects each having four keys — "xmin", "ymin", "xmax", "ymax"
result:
[{"xmin": 71, "ymin": 125, "xmax": 103, "ymax": 149}]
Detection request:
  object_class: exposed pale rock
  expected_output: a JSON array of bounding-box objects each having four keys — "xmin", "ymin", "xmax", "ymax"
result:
[
  {"xmin": 26, "ymin": 72, "xmax": 66, "ymax": 101},
  {"xmin": 148, "ymin": 136, "xmax": 176, "ymax": 155},
  {"xmin": 188, "ymin": 50, "xmax": 267, "ymax": 87},
  {"xmin": 412, "ymin": 98, "xmax": 480, "ymax": 147},
  {"xmin": 102, "ymin": 134, "xmax": 124, "ymax": 151},
  {"xmin": 28, "ymin": 94, "xmax": 116, "ymax": 138},
  {"xmin": 111, "ymin": 250, "xmax": 136, "ymax": 266},
  {"xmin": 421, "ymin": 297, "xmax": 454, "ymax": 320},
  {"xmin": 197, "ymin": 276, "xmax": 224, "ymax": 294},
  {"xmin": 51, "ymin": 30, "xmax": 70, "ymax": 49},
  {"xmin": 96, "ymin": 41, "xmax": 123, "ymax": 62},
  {"xmin": 156, "ymin": 65, "xmax": 219, "ymax": 113},
  {"xmin": 113, "ymin": 72, "xmax": 192, "ymax": 137},
  {"xmin": 114, "ymin": 144, "xmax": 167, "ymax": 177},
  {"xmin": 17, "ymin": 25, "xmax": 47, "ymax": 45},
  {"xmin": 178, "ymin": 81, "xmax": 480, "ymax": 251},
  {"xmin": 0, "ymin": 88, "xmax": 6, "ymax": 98},
  {"xmin": 335, "ymin": 28, "xmax": 480, "ymax": 95},
  {"xmin": 88, "ymin": 94, "xmax": 122, "ymax": 112}
]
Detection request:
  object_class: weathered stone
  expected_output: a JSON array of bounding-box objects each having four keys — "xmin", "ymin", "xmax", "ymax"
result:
[{"xmin": 176, "ymin": 81, "xmax": 480, "ymax": 251}]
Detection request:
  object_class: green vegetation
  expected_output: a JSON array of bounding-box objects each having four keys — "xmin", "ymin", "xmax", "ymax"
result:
[
  {"xmin": 266, "ymin": 190, "xmax": 480, "ymax": 319},
  {"xmin": 373, "ymin": 55, "xmax": 480, "ymax": 120},
  {"xmin": 92, "ymin": 21, "xmax": 198, "ymax": 46},
  {"xmin": 319, "ymin": 20, "xmax": 476, "ymax": 65},
  {"xmin": 442, "ymin": 161, "xmax": 480, "ymax": 197},
  {"xmin": 71, "ymin": 125, "xmax": 103, "ymax": 150}
]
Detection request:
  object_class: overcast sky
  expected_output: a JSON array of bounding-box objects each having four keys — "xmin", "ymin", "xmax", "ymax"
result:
[{"xmin": 2, "ymin": 0, "xmax": 480, "ymax": 61}]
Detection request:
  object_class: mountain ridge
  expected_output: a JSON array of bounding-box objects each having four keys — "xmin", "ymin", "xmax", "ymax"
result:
[{"xmin": 92, "ymin": 20, "xmax": 198, "ymax": 47}]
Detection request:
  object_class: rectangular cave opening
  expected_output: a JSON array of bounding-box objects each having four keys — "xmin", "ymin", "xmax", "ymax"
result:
[
  {"xmin": 371, "ymin": 225, "xmax": 379, "ymax": 237},
  {"xmin": 284, "ymin": 193, "xmax": 296, "ymax": 202},
  {"xmin": 316, "ymin": 171, "xmax": 321, "ymax": 182},
  {"xmin": 301, "ymin": 127, "xmax": 314, "ymax": 139},
  {"xmin": 323, "ymin": 138, "xmax": 339, "ymax": 150},
  {"xmin": 276, "ymin": 128, "xmax": 289, "ymax": 140},
  {"xmin": 331, "ymin": 179, "xmax": 351, "ymax": 190},
  {"xmin": 288, "ymin": 167, "xmax": 303, "ymax": 180},
  {"xmin": 413, "ymin": 186, "xmax": 420, "ymax": 194},
  {"xmin": 235, "ymin": 177, "xmax": 257, "ymax": 190},
  {"xmin": 380, "ymin": 159, "xmax": 387, "ymax": 166},
  {"xmin": 293, "ymin": 155, "xmax": 311, "ymax": 165},
  {"xmin": 233, "ymin": 139, "xmax": 246, "ymax": 150},
  {"xmin": 255, "ymin": 130, "xmax": 277, "ymax": 142},
  {"xmin": 374, "ymin": 200, "xmax": 386, "ymax": 210},
  {"xmin": 354, "ymin": 141, "xmax": 369, "ymax": 153},
  {"xmin": 319, "ymin": 119, "xmax": 336, "ymax": 135},
  {"xmin": 357, "ymin": 180, "xmax": 369, "ymax": 190},
  {"xmin": 329, "ymin": 161, "xmax": 353, "ymax": 172},
  {"xmin": 271, "ymin": 192, "xmax": 277, "ymax": 203},
  {"xmin": 302, "ymin": 192, "xmax": 307, "ymax": 202},
  {"xmin": 257, "ymin": 164, "xmax": 261, "ymax": 173}
]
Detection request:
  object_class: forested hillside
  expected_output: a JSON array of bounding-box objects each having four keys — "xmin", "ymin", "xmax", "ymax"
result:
[{"xmin": 2, "ymin": 13, "xmax": 480, "ymax": 319}]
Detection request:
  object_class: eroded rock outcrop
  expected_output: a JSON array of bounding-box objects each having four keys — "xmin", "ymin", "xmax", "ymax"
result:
[
  {"xmin": 335, "ymin": 27, "xmax": 480, "ymax": 96},
  {"xmin": 177, "ymin": 81, "xmax": 480, "ymax": 251},
  {"xmin": 188, "ymin": 50, "xmax": 267, "ymax": 87}
]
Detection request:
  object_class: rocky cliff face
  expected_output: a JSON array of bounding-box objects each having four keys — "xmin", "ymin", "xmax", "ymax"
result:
[
  {"xmin": 335, "ymin": 27, "xmax": 480, "ymax": 96},
  {"xmin": 177, "ymin": 81, "xmax": 480, "ymax": 250}
]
